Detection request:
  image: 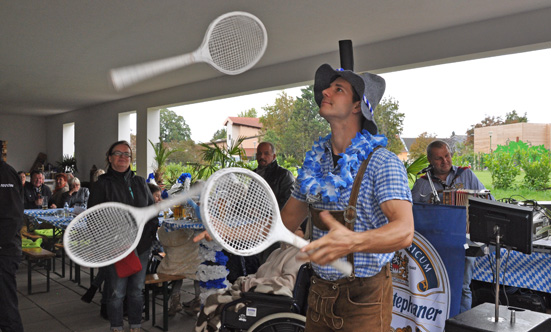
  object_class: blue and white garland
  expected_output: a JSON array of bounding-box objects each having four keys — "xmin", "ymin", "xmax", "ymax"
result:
[
  {"xmin": 197, "ymin": 238, "xmax": 231, "ymax": 303},
  {"xmin": 297, "ymin": 129, "xmax": 388, "ymax": 203}
]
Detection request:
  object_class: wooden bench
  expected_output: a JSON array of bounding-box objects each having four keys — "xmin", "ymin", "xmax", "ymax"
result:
[
  {"xmin": 52, "ymin": 243, "xmax": 69, "ymax": 278},
  {"xmin": 22, "ymin": 247, "xmax": 56, "ymax": 294},
  {"xmin": 22, "ymin": 233, "xmax": 73, "ymax": 281},
  {"xmin": 144, "ymin": 273, "xmax": 187, "ymax": 331},
  {"xmin": 21, "ymin": 231, "xmax": 47, "ymax": 241}
]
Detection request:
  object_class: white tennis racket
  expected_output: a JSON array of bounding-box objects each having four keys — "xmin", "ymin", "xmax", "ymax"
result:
[
  {"xmin": 200, "ymin": 168, "xmax": 353, "ymax": 275},
  {"xmin": 63, "ymin": 185, "xmax": 202, "ymax": 268},
  {"xmin": 110, "ymin": 11, "xmax": 268, "ymax": 90}
]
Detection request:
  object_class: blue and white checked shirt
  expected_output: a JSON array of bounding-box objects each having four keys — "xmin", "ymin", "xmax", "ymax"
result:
[{"xmin": 292, "ymin": 141, "xmax": 412, "ymax": 281}]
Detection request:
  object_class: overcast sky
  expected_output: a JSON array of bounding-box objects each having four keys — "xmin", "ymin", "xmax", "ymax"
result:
[{"xmin": 169, "ymin": 47, "xmax": 551, "ymax": 143}]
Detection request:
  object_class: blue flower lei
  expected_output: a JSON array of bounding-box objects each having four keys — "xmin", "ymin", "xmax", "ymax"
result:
[{"xmin": 297, "ymin": 129, "xmax": 388, "ymax": 203}]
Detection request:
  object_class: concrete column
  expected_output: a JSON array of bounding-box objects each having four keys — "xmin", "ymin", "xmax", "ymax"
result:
[{"xmin": 135, "ymin": 108, "xmax": 160, "ymax": 178}]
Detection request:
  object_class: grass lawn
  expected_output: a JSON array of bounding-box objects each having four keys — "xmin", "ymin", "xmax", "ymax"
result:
[
  {"xmin": 473, "ymin": 170, "xmax": 551, "ymax": 202},
  {"xmin": 409, "ymin": 170, "xmax": 551, "ymax": 202}
]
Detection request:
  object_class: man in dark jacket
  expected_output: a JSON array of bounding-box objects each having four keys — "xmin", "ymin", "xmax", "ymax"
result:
[
  {"xmin": 0, "ymin": 159, "xmax": 25, "ymax": 332},
  {"xmin": 23, "ymin": 170, "xmax": 52, "ymax": 209},
  {"xmin": 254, "ymin": 142, "xmax": 295, "ymax": 210}
]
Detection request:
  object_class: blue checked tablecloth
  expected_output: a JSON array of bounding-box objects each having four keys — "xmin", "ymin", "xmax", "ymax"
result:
[
  {"xmin": 24, "ymin": 209, "xmax": 74, "ymax": 230},
  {"xmin": 24, "ymin": 208, "xmax": 74, "ymax": 218},
  {"xmin": 31, "ymin": 215, "xmax": 73, "ymax": 229},
  {"xmin": 159, "ymin": 218, "xmax": 204, "ymax": 232},
  {"xmin": 473, "ymin": 248, "xmax": 551, "ymax": 293}
]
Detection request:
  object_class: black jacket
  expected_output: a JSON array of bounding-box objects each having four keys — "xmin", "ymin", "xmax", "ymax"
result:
[
  {"xmin": 0, "ymin": 160, "xmax": 24, "ymax": 257},
  {"xmin": 23, "ymin": 182, "xmax": 52, "ymax": 209},
  {"xmin": 88, "ymin": 167, "xmax": 158, "ymax": 255},
  {"xmin": 255, "ymin": 160, "xmax": 295, "ymax": 210},
  {"xmin": 62, "ymin": 187, "xmax": 90, "ymax": 208}
]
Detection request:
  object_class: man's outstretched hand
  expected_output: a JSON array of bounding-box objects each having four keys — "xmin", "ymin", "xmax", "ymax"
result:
[{"xmin": 300, "ymin": 210, "xmax": 358, "ymax": 266}]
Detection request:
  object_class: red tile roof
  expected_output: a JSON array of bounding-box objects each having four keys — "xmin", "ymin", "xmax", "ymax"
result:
[{"xmin": 224, "ymin": 117, "xmax": 262, "ymax": 128}]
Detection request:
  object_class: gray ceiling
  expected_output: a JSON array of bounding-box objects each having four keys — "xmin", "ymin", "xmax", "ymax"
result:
[{"xmin": 3, "ymin": 0, "xmax": 551, "ymax": 117}]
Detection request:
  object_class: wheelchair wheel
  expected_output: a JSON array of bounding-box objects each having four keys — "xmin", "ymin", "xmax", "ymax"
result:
[{"xmin": 247, "ymin": 312, "xmax": 306, "ymax": 332}]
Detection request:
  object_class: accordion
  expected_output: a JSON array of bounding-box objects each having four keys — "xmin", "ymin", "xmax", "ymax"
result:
[{"xmin": 442, "ymin": 189, "xmax": 491, "ymax": 206}]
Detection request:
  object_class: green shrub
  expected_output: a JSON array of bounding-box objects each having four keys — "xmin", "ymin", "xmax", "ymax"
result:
[
  {"xmin": 163, "ymin": 163, "xmax": 197, "ymax": 187},
  {"xmin": 519, "ymin": 148, "xmax": 551, "ymax": 190},
  {"xmin": 452, "ymin": 153, "xmax": 473, "ymax": 168},
  {"xmin": 280, "ymin": 159, "xmax": 299, "ymax": 177},
  {"xmin": 484, "ymin": 151, "xmax": 520, "ymax": 189}
]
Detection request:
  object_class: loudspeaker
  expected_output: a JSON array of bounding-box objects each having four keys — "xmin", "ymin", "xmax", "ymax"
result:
[{"xmin": 445, "ymin": 303, "xmax": 551, "ymax": 332}]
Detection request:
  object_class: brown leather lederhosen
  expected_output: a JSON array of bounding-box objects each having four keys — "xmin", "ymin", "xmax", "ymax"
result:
[{"xmin": 308, "ymin": 147, "xmax": 381, "ymax": 276}]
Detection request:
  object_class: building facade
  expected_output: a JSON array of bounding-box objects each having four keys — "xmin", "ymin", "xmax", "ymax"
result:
[{"xmin": 474, "ymin": 123, "xmax": 551, "ymax": 154}]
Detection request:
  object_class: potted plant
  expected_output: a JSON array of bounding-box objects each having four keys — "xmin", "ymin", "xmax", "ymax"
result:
[
  {"xmin": 56, "ymin": 155, "xmax": 78, "ymax": 174},
  {"xmin": 149, "ymin": 137, "xmax": 179, "ymax": 186}
]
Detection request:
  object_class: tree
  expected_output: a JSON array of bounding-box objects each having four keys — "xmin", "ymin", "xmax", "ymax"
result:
[
  {"xmin": 260, "ymin": 86, "xmax": 330, "ymax": 162},
  {"xmin": 373, "ymin": 97, "xmax": 405, "ymax": 155},
  {"xmin": 149, "ymin": 137, "xmax": 180, "ymax": 184},
  {"xmin": 166, "ymin": 140, "xmax": 203, "ymax": 165},
  {"xmin": 465, "ymin": 111, "xmax": 528, "ymax": 147},
  {"xmin": 211, "ymin": 128, "xmax": 226, "ymax": 141},
  {"xmin": 465, "ymin": 115, "xmax": 503, "ymax": 146},
  {"xmin": 160, "ymin": 108, "xmax": 192, "ymax": 142},
  {"xmin": 505, "ymin": 110, "xmax": 528, "ymax": 124},
  {"xmin": 409, "ymin": 132, "xmax": 436, "ymax": 160},
  {"xmin": 283, "ymin": 86, "xmax": 330, "ymax": 160},
  {"xmin": 130, "ymin": 133, "xmax": 137, "ymax": 169},
  {"xmin": 259, "ymin": 91, "xmax": 296, "ymax": 155},
  {"xmin": 238, "ymin": 108, "xmax": 258, "ymax": 118},
  {"xmin": 260, "ymin": 92, "xmax": 295, "ymax": 136},
  {"xmin": 195, "ymin": 136, "xmax": 253, "ymax": 179}
]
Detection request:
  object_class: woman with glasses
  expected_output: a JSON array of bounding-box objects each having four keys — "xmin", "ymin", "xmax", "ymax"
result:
[{"xmin": 88, "ymin": 140, "xmax": 158, "ymax": 332}]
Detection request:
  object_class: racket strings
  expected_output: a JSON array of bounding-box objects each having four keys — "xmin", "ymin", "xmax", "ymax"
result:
[
  {"xmin": 208, "ymin": 15, "xmax": 266, "ymax": 72},
  {"xmin": 65, "ymin": 207, "xmax": 139, "ymax": 265},
  {"xmin": 206, "ymin": 172, "xmax": 274, "ymax": 254}
]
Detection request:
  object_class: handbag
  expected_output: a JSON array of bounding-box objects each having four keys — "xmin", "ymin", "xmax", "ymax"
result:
[{"xmin": 115, "ymin": 250, "xmax": 143, "ymax": 278}]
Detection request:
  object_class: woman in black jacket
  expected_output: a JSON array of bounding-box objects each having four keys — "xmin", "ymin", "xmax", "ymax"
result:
[{"xmin": 88, "ymin": 140, "xmax": 158, "ymax": 332}]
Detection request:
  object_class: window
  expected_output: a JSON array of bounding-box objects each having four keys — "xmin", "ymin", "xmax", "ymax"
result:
[{"xmin": 63, "ymin": 122, "xmax": 75, "ymax": 157}]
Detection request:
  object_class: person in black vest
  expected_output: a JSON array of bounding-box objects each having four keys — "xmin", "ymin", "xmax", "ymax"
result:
[{"xmin": 0, "ymin": 159, "xmax": 25, "ymax": 332}]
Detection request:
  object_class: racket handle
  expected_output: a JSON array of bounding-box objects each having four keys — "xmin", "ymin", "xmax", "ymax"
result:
[
  {"xmin": 329, "ymin": 259, "xmax": 353, "ymax": 276},
  {"xmin": 110, "ymin": 51, "xmax": 198, "ymax": 90},
  {"xmin": 292, "ymin": 235, "xmax": 353, "ymax": 276}
]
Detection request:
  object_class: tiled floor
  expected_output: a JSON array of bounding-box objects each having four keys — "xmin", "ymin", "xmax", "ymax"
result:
[{"xmin": 16, "ymin": 256, "xmax": 198, "ymax": 332}]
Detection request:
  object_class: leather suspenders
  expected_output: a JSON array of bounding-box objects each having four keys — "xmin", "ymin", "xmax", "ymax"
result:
[{"xmin": 309, "ymin": 147, "xmax": 381, "ymax": 275}]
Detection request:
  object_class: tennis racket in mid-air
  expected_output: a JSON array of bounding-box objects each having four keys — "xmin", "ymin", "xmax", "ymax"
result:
[
  {"xmin": 200, "ymin": 168, "xmax": 353, "ymax": 275},
  {"xmin": 63, "ymin": 185, "xmax": 202, "ymax": 268},
  {"xmin": 110, "ymin": 11, "xmax": 268, "ymax": 90}
]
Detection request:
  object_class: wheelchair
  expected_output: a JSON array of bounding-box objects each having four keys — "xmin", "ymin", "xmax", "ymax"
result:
[{"xmin": 219, "ymin": 263, "xmax": 312, "ymax": 332}]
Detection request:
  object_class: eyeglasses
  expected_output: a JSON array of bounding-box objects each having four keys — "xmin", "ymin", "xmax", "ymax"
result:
[{"xmin": 111, "ymin": 151, "xmax": 131, "ymax": 158}]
